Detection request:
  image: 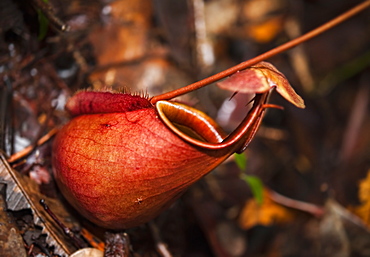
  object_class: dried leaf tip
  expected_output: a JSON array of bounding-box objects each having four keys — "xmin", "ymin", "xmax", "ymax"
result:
[{"xmin": 217, "ymin": 62, "xmax": 305, "ymax": 108}]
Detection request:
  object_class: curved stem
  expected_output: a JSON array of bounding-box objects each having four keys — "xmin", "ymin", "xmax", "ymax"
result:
[{"xmin": 150, "ymin": 0, "xmax": 370, "ymax": 104}]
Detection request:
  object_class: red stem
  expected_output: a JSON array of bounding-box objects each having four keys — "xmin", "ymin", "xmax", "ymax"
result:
[
  {"xmin": 268, "ymin": 189, "xmax": 324, "ymax": 218},
  {"xmin": 150, "ymin": 0, "xmax": 370, "ymax": 104}
]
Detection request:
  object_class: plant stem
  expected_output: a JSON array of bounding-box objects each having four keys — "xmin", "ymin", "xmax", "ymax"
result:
[{"xmin": 150, "ymin": 0, "xmax": 370, "ymax": 104}]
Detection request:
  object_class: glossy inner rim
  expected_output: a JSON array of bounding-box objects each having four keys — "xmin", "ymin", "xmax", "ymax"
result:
[
  {"xmin": 156, "ymin": 101, "xmax": 226, "ymax": 144},
  {"xmin": 156, "ymin": 93, "xmax": 268, "ymax": 151}
]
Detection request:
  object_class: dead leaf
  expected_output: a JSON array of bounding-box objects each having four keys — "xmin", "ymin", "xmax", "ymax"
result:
[
  {"xmin": 241, "ymin": 0, "xmax": 287, "ymax": 43},
  {"xmin": 0, "ymin": 184, "xmax": 27, "ymax": 257},
  {"xmin": 217, "ymin": 61, "xmax": 305, "ymax": 108},
  {"xmin": 204, "ymin": 0, "xmax": 239, "ymax": 35},
  {"xmin": 242, "ymin": 0, "xmax": 286, "ymax": 22},
  {"xmin": 89, "ymin": 0, "xmax": 152, "ymax": 66},
  {"xmin": 70, "ymin": 248, "xmax": 104, "ymax": 257},
  {"xmin": 245, "ymin": 16, "xmax": 284, "ymax": 43},
  {"xmin": 349, "ymin": 170, "xmax": 370, "ymax": 227},
  {"xmin": 321, "ymin": 199, "xmax": 370, "ymax": 257},
  {"xmin": 0, "ymin": 154, "xmax": 79, "ymax": 255},
  {"xmin": 89, "ymin": 57, "xmax": 172, "ymax": 94},
  {"xmin": 320, "ymin": 200, "xmax": 350, "ymax": 257},
  {"xmin": 238, "ymin": 189, "xmax": 294, "ymax": 230}
]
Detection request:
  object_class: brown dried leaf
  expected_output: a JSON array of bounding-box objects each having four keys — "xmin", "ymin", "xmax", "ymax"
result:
[
  {"xmin": 217, "ymin": 61, "xmax": 305, "ymax": 108},
  {"xmin": 242, "ymin": 0, "xmax": 286, "ymax": 22},
  {"xmin": 70, "ymin": 248, "xmax": 104, "ymax": 257},
  {"xmin": 0, "ymin": 154, "xmax": 79, "ymax": 255},
  {"xmin": 322, "ymin": 200, "xmax": 370, "ymax": 256},
  {"xmin": 245, "ymin": 16, "xmax": 284, "ymax": 43},
  {"xmin": 0, "ymin": 184, "xmax": 27, "ymax": 257},
  {"xmin": 238, "ymin": 189, "xmax": 294, "ymax": 230},
  {"xmin": 241, "ymin": 0, "xmax": 286, "ymax": 43},
  {"xmin": 349, "ymin": 170, "xmax": 370, "ymax": 227},
  {"xmin": 89, "ymin": 0, "xmax": 152, "ymax": 66}
]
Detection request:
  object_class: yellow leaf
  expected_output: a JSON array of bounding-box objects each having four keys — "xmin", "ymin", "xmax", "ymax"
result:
[
  {"xmin": 349, "ymin": 170, "xmax": 370, "ymax": 226},
  {"xmin": 246, "ymin": 16, "xmax": 284, "ymax": 43},
  {"xmin": 239, "ymin": 189, "xmax": 294, "ymax": 230}
]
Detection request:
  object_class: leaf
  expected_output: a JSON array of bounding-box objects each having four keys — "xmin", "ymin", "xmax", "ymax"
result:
[
  {"xmin": 70, "ymin": 248, "xmax": 104, "ymax": 257},
  {"xmin": 349, "ymin": 170, "xmax": 370, "ymax": 226},
  {"xmin": 37, "ymin": 0, "xmax": 50, "ymax": 40},
  {"xmin": 245, "ymin": 16, "xmax": 284, "ymax": 43},
  {"xmin": 0, "ymin": 154, "xmax": 79, "ymax": 255},
  {"xmin": 325, "ymin": 199, "xmax": 370, "ymax": 255},
  {"xmin": 241, "ymin": 174, "xmax": 264, "ymax": 205},
  {"xmin": 234, "ymin": 153, "xmax": 247, "ymax": 171},
  {"xmin": 0, "ymin": 184, "xmax": 27, "ymax": 257},
  {"xmin": 234, "ymin": 153, "xmax": 263, "ymax": 205},
  {"xmin": 238, "ymin": 188, "xmax": 294, "ymax": 230},
  {"xmin": 89, "ymin": 0, "xmax": 152, "ymax": 66},
  {"xmin": 217, "ymin": 61, "xmax": 305, "ymax": 108}
]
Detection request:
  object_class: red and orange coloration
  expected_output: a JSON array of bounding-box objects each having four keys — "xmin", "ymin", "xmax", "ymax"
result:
[{"xmin": 52, "ymin": 62, "xmax": 303, "ymax": 229}]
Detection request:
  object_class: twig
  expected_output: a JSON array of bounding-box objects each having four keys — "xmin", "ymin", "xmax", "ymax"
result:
[
  {"xmin": 192, "ymin": 0, "xmax": 215, "ymax": 75},
  {"xmin": 7, "ymin": 127, "xmax": 59, "ymax": 164},
  {"xmin": 268, "ymin": 189, "xmax": 324, "ymax": 218},
  {"xmin": 339, "ymin": 73, "xmax": 369, "ymax": 164},
  {"xmin": 149, "ymin": 221, "xmax": 173, "ymax": 257},
  {"xmin": 0, "ymin": 76, "xmax": 14, "ymax": 156},
  {"xmin": 31, "ymin": 0, "xmax": 69, "ymax": 32},
  {"xmin": 284, "ymin": 16, "xmax": 315, "ymax": 93},
  {"xmin": 150, "ymin": 0, "xmax": 370, "ymax": 104},
  {"xmin": 40, "ymin": 199, "xmax": 86, "ymax": 249}
]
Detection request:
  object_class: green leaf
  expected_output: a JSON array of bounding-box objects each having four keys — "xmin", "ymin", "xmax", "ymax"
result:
[
  {"xmin": 234, "ymin": 153, "xmax": 264, "ymax": 205},
  {"xmin": 241, "ymin": 174, "xmax": 264, "ymax": 205},
  {"xmin": 234, "ymin": 153, "xmax": 247, "ymax": 171},
  {"xmin": 37, "ymin": 0, "xmax": 50, "ymax": 40}
]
